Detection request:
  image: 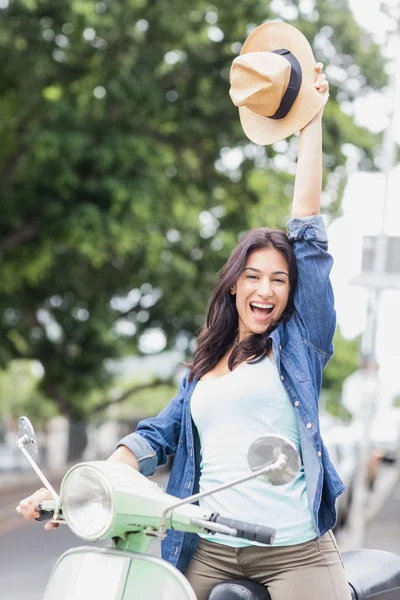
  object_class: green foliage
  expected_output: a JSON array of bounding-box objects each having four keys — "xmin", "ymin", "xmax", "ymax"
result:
[
  {"xmin": 322, "ymin": 326, "xmax": 360, "ymax": 421},
  {"xmin": 0, "ymin": 0, "xmax": 386, "ymax": 419},
  {"xmin": 0, "ymin": 360, "xmax": 58, "ymax": 426},
  {"xmin": 322, "ymin": 327, "xmax": 360, "ymax": 393}
]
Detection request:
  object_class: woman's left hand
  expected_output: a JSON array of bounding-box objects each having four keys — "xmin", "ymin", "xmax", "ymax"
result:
[
  {"xmin": 301, "ymin": 63, "xmax": 329, "ymax": 130},
  {"xmin": 313, "ymin": 62, "xmax": 329, "ymax": 116},
  {"xmin": 314, "ymin": 62, "xmax": 329, "ymax": 100}
]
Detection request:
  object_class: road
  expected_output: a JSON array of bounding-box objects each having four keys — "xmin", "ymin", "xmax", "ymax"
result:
[
  {"xmin": 0, "ymin": 519, "xmax": 95, "ymax": 600},
  {"xmin": 0, "ymin": 473, "xmax": 111, "ymax": 600},
  {"xmin": 365, "ymin": 475, "xmax": 400, "ymax": 554},
  {"xmin": 336, "ymin": 461, "xmax": 400, "ymax": 554}
]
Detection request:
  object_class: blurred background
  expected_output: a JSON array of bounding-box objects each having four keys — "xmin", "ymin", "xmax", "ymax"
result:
[{"xmin": 1, "ymin": 0, "xmax": 400, "ymax": 597}]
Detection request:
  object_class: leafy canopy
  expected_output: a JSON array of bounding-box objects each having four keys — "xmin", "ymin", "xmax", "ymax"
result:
[{"xmin": 0, "ymin": 0, "xmax": 385, "ymax": 419}]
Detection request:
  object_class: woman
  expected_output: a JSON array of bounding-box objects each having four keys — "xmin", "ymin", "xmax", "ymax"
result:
[{"xmin": 18, "ymin": 22, "xmax": 350, "ymax": 600}]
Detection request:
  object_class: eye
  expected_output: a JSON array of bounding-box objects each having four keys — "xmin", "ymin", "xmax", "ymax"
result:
[
  {"xmin": 246, "ymin": 275, "xmax": 258, "ymax": 280},
  {"xmin": 273, "ymin": 278, "xmax": 286, "ymax": 283}
]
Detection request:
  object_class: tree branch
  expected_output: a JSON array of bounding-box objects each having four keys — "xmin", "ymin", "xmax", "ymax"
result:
[
  {"xmin": 0, "ymin": 222, "xmax": 39, "ymax": 258},
  {"xmin": 92, "ymin": 376, "xmax": 173, "ymax": 415}
]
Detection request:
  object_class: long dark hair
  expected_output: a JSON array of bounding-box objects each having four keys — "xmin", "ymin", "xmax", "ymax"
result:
[{"xmin": 188, "ymin": 227, "xmax": 298, "ymax": 382}]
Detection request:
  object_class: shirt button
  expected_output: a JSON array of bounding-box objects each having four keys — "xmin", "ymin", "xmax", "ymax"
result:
[
  {"xmin": 280, "ymin": 375, "xmax": 284, "ymax": 381},
  {"xmin": 317, "ymin": 451, "xmax": 322, "ymax": 457},
  {"xmin": 294, "ymin": 401, "xmax": 300, "ymax": 407},
  {"xmin": 306, "ymin": 423, "xmax": 312, "ymax": 429},
  {"xmin": 279, "ymin": 345, "xmax": 282, "ymax": 350}
]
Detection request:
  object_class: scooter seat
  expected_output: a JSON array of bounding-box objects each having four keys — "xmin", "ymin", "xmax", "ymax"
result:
[
  {"xmin": 208, "ymin": 549, "xmax": 400, "ymax": 600},
  {"xmin": 342, "ymin": 549, "xmax": 400, "ymax": 600},
  {"xmin": 208, "ymin": 579, "xmax": 269, "ymax": 600}
]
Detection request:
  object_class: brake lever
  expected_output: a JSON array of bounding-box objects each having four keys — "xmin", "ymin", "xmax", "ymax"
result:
[{"xmin": 35, "ymin": 500, "xmax": 63, "ymax": 523}]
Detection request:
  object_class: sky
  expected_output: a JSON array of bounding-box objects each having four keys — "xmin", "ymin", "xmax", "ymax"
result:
[{"xmin": 328, "ymin": 0, "xmax": 400, "ymax": 396}]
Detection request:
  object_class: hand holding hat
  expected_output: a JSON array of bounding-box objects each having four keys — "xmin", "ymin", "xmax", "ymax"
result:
[
  {"xmin": 313, "ymin": 62, "xmax": 329, "ymax": 112},
  {"xmin": 229, "ymin": 22, "xmax": 329, "ymax": 145}
]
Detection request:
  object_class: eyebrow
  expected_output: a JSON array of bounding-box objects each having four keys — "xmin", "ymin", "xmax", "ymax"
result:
[{"xmin": 244, "ymin": 267, "xmax": 289, "ymax": 277}]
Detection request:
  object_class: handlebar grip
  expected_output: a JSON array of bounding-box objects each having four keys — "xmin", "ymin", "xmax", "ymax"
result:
[
  {"xmin": 35, "ymin": 503, "xmax": 54, "ymax": 522},
  {"xmin": 210, "ymin": 514, "xmax": 275, "ymax": 545}
]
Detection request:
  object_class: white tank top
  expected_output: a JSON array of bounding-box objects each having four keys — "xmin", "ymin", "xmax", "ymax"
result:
[{"xmin": 190, "ymin": 356, "xmax": 317, "ymax": 546}]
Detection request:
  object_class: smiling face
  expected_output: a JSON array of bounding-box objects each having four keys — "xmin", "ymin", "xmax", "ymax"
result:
[{"xmin": 231, "ymin": 247, "xmax": 291, "ymax": 342}]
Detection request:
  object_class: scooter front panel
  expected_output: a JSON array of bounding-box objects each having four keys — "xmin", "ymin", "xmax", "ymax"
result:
[
  {"xmin": 43, "ymin": 546, "xmax": 196, "ymax": 600},
  {"xmin": 44, "ymin": 547, "xmax": 130, "ymax": 600},
  {"xmin": 124, "ymin": 552, "xmax": 197, "ymax": 599}
]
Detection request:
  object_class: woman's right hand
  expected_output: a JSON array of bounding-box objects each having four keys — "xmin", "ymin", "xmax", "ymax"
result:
[{"xmin": 16, "ymin": 488, "xmax": 59, "ymax": 530}]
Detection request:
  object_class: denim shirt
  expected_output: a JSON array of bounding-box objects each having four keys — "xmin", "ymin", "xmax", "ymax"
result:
[{"xmin": 117, "ymin": 215, "xmax": 345, "ymax": 573}]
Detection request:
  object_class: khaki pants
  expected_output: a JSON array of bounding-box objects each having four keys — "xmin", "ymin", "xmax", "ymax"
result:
[{"xmin": 184, "ymin": 531, "xmax": 351, "ymax": 600}]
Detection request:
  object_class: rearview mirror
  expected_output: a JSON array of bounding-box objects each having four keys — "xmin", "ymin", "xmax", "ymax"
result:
[
  {"xmin": 247, "ymin": 435, "xmax": 300, "ymax": 485},
  {"xmin": 17, "ymin": 416, "xmax": 38, "ymax": 461}
]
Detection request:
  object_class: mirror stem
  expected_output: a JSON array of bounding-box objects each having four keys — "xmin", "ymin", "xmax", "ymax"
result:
[
  {"xmin": 158, "ymin": 454, "xmax": 287, "ymax": 537},
  {"xmin": 17, "ymin": 442, "xmax": 59, "ymax": 501}
]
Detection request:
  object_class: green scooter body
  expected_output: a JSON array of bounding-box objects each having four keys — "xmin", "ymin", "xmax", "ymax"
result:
[
  {"xmin": 16, "ymin": 417, "xmax": 294, "ymax": 600},
  {"xmin": 41, "ymin": 462, "xmax": 207, "ymax": 600}
]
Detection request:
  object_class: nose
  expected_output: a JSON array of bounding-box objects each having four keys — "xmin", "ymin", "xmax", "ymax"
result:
[{"xmin": 257, "ymin": 278, "xmax": 273, "ymax": 299}]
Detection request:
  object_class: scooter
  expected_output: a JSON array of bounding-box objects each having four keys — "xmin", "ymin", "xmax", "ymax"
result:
[{"xmin": 16, "ymin": 416, "xmax": 400, "ymax": 600}]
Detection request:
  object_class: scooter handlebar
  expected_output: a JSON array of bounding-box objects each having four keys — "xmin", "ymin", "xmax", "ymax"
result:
[
  {"xmin": 35, "ymin": 509, "xmax": 54, "ymax": 522},
  {"xmin": 210, "ymin": 514, "xmax": 276, "ymax": 545},
  {"xmin": 35, "ymin": 502, "xmax": 54, "ymax": 522}
]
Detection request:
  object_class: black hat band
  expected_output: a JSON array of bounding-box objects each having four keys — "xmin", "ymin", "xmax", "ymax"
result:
[{"xmin": 269, "ymin": 49, "xmax": 302, "ymax": 120}]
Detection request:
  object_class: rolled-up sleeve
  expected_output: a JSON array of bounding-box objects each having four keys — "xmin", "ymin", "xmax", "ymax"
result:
[
  {"xmin": 287, "ymin": 215, "xmax": 336, "ymax": 355},
  {"xmin": 116, "ymin": 433, "xmax": 158, "ymax": 477},
  {"xmin": 116, "ymin": 372, "xmax": 188, "ymax": 477}
]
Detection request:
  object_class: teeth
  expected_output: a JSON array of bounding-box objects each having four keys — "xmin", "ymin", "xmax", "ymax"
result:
[{"xmin": 250, "ymin": 302, "xmax": 274, "ymax": 309}]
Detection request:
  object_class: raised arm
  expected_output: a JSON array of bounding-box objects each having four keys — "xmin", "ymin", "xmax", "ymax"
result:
[
  {"xmin": 288, "ymin": 65, "xmax": 335, "ymax": 355},
  {"xmin": 291, "ymin": 63, "xmax": 328, "ymax": 218}
]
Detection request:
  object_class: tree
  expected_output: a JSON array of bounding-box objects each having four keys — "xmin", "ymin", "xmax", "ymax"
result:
[{"xmin": 0, "ymin": 0, "xmax": 387, "ymax": 420}]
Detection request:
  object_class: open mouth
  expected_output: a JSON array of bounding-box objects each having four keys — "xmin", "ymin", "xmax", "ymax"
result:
[{"xmin": 250, "ymin": 302, "xmax": 274, "ymax": 319}]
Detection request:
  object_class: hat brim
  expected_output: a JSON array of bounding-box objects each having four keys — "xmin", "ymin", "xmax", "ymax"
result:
[{"xmin": 237, "ymin": 22, "xmax": 326, "ymax": 145}]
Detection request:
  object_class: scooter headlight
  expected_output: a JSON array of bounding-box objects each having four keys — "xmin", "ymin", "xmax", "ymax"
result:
[{"xmin": 61, "ymin": 464, "xmax": 114, "ymax": 540}]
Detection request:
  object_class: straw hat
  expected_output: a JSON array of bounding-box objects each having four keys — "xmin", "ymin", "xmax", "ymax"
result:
[{"xmin": 229, "ymin": 21, "xmax": 325, "ymax": 145}]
